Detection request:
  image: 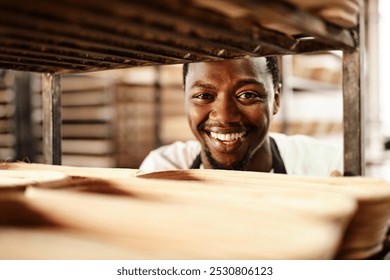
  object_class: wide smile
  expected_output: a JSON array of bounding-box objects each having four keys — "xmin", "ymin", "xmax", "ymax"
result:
[
  {"xmin": 205, "ymin": 129, "xmax": 249, "ymax": 153},
  {"xmin": 210, "ymin": 131, "xmax": 246, "ymax": 144}
]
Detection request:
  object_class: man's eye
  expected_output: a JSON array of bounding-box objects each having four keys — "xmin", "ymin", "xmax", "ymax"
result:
[
  {"xmin": 237, "ymin": 91, "xmax": 260, "ymax": 99},
  {"xmin": 193, "ymin": 93, "xmax": 214, "ymax": 100}
]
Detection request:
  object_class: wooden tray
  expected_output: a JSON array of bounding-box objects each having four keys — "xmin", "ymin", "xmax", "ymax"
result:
[
  {"xmin": 20, "ymin": 186, "xmax": 352, "ymax": 259},
  {"xmin": 0, "ymin": 228, "xmax": 145, "ymax": 260},
  {"xmin": 1, "ymin": 162, "xmax": 385, "ymax": 259},
  {"xmin": 137, "ymin": 169, "xmax": 390, "ymax": 259}
]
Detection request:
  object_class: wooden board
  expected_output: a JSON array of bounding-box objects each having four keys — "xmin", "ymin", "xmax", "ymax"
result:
[
  {"xmin": 0, "ymin": 169, "xmax": 70, "ymax": 190},
  {"xmin": 0, "ymin": 162, "xmax": 359, "ymax": 259},
  {"xmin": 2, "ymin": 162, "xmax": 388, "ymax": 259},
  {"xmin": 137, "ymin": 169, "xmax": 390, "ymax": 259},
  {"xmin": 0, "ymin": 162, "xmax": 138, "ymax": 179},
  {"xmin": 22, "ymin": 187, "xmax": 350, "ymax": 259},
  {"xmin": 0, "ymin": 228, "xmax": 147, "ymax": 260}
]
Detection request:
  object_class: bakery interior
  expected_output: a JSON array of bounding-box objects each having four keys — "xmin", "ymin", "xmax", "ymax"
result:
[{"xmin": 1, "ymin": 0, "xmax": 390, "ymax": 260}]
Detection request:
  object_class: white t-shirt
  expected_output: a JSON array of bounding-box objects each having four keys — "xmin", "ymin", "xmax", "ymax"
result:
[{"xmin": 139, "ymin": 133, "xmax": 343, "ymax": 177}]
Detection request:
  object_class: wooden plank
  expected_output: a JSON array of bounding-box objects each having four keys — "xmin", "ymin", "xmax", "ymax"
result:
[
  {"xmin": 0, "ymin": 89, "xmax": 14, "ymax": 104},
  {"xmin": 61, "ymin": 91, "xmax": 110, "ymax": 107},
  {"xmin": 61, "ymin": 155, "xmax": 116, "ymax": 168},
  {"xmin": 0, "ymin": 104, "xmax": 13, "ymax": 118},
  {"xmin": 116, "ymin": 103, "xmax": 156, "ymax": 118},
  {"xmin": 116, "ymin": 121, "xmax": 155, "ymax": 134},
  {"xmin": 0, "ymin": 133, "xmax": 15, "ymax": 147},
  {"xmin": 62, "ymin": 124, "xmax": 112, "ymax": 139},
  {"xmin": 116, "ymin": 86, "xmax": 156, "ymax": 103},
  {"xmin": 62, "ymin": 140, "xmax": 114, "ymax": 155},
  {"xmin": 61, "ymin": 76, "xmax": 110, "ymax": 92},
  {"xmin": 0, "ymin": 119, "xmax": 12, "ymax": 133},
  {"xmin": 0, "ymin": 147, "xmax": 14, "ymax": 159},
  {"xmin": 61, "ymin": 106, "xmax": 113, "ymax": 122}
]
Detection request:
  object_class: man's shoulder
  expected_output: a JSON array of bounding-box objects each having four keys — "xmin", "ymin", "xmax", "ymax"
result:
[
  {"xmin": 270, "ymin": 132, "xmax": 343, "ymax": 176},
  {"xmin": 270, "ymin": 132, "xmax": 340, "ymax": 149},
  {"xmin": 150, "ymin": 140, "xmax": 201, "ymax": 157},
  {"xmin": 139, "ymin": 140, "xmax": 201, "ymax": 172}
]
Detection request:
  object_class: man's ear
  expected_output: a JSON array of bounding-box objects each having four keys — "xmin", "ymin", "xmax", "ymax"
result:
[{"xmin": 273, "ymin": 83, "xmax": 281, "ymax": 115}]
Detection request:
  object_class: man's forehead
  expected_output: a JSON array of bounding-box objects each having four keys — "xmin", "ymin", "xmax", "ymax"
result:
[
  {"xmin": 190, "ymin": 57, "xmax": 266, "ymax": 67},
  {"xmin": 187, "ymin": 57, "xmax": 271, "ymax": 79}
]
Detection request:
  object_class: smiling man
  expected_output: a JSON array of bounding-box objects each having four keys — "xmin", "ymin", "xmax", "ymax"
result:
[{"xmin": 140, "ymin": 56, "xmax": 342, "ymax": 176}]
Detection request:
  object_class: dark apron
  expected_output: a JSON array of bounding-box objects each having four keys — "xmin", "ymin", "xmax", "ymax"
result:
[{"xmin": 190, "ymin": 137, "xmax": 287, "ymax": 174}]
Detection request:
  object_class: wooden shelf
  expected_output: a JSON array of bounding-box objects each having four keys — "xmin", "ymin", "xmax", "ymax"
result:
[
  {"xmin": 0, "ymin": 0, "xmax": 365, "ymax": 175},
  {"xmin": 0, "ymin": 0, "xmax": 358, "ymax": 73}
]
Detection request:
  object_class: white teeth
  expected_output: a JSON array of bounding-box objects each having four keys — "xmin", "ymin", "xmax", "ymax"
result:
[{"xmin": 210, "ymin": 132, "xmax": 245, "ymax": 141}]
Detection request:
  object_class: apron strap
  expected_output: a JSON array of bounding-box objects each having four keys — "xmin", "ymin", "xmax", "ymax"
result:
[
  {"xmin": 190, "ymin": 137, "xmax": 287, "ymax": 174},
  {"xmin": 190, "ymin": 153, "xmax": 202, "ymax": 169},
  {"xmin": 270, "ymin": 137, "xmax": 287, "ymax": 174}
]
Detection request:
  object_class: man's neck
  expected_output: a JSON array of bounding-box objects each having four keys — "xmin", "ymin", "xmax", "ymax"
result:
[{"xmin": 245, "ymin": 136, "xmax": 273, "ymax": 172}]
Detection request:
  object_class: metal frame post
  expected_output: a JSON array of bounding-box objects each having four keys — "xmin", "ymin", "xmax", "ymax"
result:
[
  {"xmin": 42, "ymin": 73, "xmax": 61, "ymax": 165},
  {"xmin": 342, "ymin": 0, "xmax": 365, "ymax": 175}
]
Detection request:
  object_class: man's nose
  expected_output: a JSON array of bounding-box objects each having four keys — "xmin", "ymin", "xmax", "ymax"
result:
[{"xmin": 209, "ymin": 95, "xmax": 241, "ymax": 124}]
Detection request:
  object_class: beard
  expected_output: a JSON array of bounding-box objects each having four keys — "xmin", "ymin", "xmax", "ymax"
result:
[
  {"xmin": 204, "ymin": 145, "xmax": 251, "ymax": 171},
  {"xmin": 197, "ymin": 121, "xmax": 256, "ymax": 170}
]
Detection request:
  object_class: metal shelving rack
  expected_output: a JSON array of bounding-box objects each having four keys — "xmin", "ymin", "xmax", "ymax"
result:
[{"xmin": 0, "ymin": 0, "xmax": 365, "ymax": 175}]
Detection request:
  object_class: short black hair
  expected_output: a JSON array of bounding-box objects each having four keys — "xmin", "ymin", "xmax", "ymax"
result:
[{"xmin": 182, "ymin": 56, "xmax": 280, "ymax": 89}]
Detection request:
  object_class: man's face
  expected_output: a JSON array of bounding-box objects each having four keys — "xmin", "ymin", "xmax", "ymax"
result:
[{"xmin": 184, "ymin": 57, "xmax": 279, "ymax": 170}]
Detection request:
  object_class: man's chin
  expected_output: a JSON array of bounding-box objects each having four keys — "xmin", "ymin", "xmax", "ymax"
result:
[{"xmin": 205, "ymin": 149, "xmax": 250, "ymax": 171}]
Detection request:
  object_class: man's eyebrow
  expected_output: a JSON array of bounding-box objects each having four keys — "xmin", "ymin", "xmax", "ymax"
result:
[
  {"xmin": 190, "ymin": 81, "xmax": 218, "ymax": 90},
  {"xmin": 235, "ymin": 79, "xmax": 264, "ymax": 88},
  {"xmin": 189, "ymin": 79, "xmax": 266, "ymax": 91}
]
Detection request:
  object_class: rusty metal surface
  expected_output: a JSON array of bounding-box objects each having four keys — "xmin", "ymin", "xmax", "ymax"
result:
[
  {"xmin": 343, "ymin": 50, "xmax": 364, "ymax": 176},
  {"xmin": 42, "ymin": 73, "xmax": 62, "ymax": 165},
  {"xmin": 342, "ymin": 0, "xmax": 365, "ymax": 176},
  {"xmin": 0, "ymin": 0, "xmax": 358, "ymax": 74}
]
